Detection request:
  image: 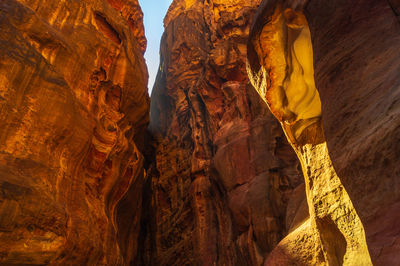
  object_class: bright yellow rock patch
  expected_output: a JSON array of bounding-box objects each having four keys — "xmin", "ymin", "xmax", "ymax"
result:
[{"xmin": 248, "ymin": 6, "xmax": 372, "ymax": 265}]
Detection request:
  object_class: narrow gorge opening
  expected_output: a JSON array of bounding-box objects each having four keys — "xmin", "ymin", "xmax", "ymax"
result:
[
  {"xmin": 0, "ymin": 0, "xmax": 398, "ymax": 265},
  {"xmin": 139, "ymin": 0, "xmax": 173, "ymax": 92}
]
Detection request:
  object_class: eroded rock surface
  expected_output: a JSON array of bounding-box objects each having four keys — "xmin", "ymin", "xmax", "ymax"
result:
[
  {"xmin": 0, "ymin": 0, "xmax": 149, "ymax": 264},
  {"xmin": 1, "ymin": 0, "xmax": 398, "ymax": 264},
  {"xmin": 145, "ymin": 0, "xmax": 303, "ymax": 264},
  {"xmin": 248, "ymin": 0, "xmax": 400, "ymax": 265}
]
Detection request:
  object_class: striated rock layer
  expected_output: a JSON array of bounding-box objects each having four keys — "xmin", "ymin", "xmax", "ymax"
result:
[
  {"xmin": 0, "ymin": 0, "xmax": 149, "ymax": 264},
  {"xmin": 145, "ymin": 0, "xmax": 304, "ymax": 264},
  {"xmin": 248, "ymin": 0, "xmax": 400, "ymax": 264}
]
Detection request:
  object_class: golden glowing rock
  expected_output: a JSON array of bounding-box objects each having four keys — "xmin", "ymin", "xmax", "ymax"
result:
[
  {"xmin": 250, "ymin": 6, "xmax": 322, "ymax": 143},
  {"xmin": 2, "ymin": 0, "xmax": 397, "ymax": 264},
  {"xmin": 248, "ymin": 2, "xmax": 372, "ymax": 265},
  {"xmin": 0, "ymin": 0, "xmax": 148, "ymax": 264},
  {"xmin": 250, "ymin": 0, "xmax": 400, "ymax": 264}
]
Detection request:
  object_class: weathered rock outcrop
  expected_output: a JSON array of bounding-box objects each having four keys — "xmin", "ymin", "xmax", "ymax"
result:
[
  {"xmin": 146, "ymin": 0, "xmax": 304, "ymax": 264},
  {"xmin": 248, "ymin": 0, "xmax": 400, "ymax": 265},
  {"xmin": 2, "ymin": 0, "xmax": 398, "ymax": 264},
  {"xmin": 0, "ymin": 0, "xmax": 149, "ymax": 264}
]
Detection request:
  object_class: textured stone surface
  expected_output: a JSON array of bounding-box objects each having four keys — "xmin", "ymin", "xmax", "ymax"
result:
[
  {"xmin": 306, "ymin": 1, "xmax": 400, "ymax": 264},
  {"xmin": 145, "ymin": 0, "xmax": 303, "ymax": 264},
  {"xmin": 2, "ymin": 0, "xmax": 398, "ymax": 264},
  {"xmin": 0, "ymin": 0, "xmax": 149, "ymax": 264},
  {"xmin": 248, "ymin": 0, "xmax": 400, "ymax": 265}
]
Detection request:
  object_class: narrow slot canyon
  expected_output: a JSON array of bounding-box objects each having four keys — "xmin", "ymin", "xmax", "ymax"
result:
[{"xmin": 0, "ymin": 0, "xmax": 399, "ymax": 265}]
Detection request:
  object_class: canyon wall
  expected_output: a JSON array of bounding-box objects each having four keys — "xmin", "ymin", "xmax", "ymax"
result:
[
  {"xmin": 0, "ymin": 0, "xmax": 398, "ymax": 265},
  {"xmin": 0, "ymin": 0, "xmax": 149, "ymax": 264},
  {"xmin": 145, "ymin": 0, "xmax": 304, "ymax": 264},
  {"xmin": 248, "ymin": 0, "xmax": 400, "ymax": 265}
]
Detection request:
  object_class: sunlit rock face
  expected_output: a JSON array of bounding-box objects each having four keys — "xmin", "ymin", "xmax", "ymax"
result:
[
  {"xmin": 0, "ymin": 0, "xmax": 149, "ymax": 264},
  {"xmin": 248, "ymin": 0, "xmax": 400, "ymax": 265},
  {"xmin": 145, "ymin": 0, "xmax": 304, "ymax": 264}
]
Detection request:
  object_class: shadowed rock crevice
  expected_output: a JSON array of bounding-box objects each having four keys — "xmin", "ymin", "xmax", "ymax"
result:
[
  {"xmin": 388, "ymin": 0, "xmax": 400, "ymax": 18},
  {"xmin": 317, "ymin": 216, "xmax": 347, "ymax": 266},
  {"xmin": 94, "ymin": 12, "xmax": 122, "ymax": 45}
]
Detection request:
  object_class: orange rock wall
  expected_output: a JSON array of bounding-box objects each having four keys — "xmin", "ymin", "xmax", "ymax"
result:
[
  {"xmin": 248, "ymin": 0, "xmax": 400, "ymax": 264},
  {"xmin": 1, "ymin": 0, "xmax": 398, "ymax": 265},
  {"xmin": 0, "ymin": 0, "xmax": 149, "ymax": 264},
  {"xmin": 145, "ymin": 0, "xmax": 304, "ymax": 264}
]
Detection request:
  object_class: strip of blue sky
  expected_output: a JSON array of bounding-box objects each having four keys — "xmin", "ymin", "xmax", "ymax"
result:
[{"xmin": 139, "ymin": 0, "xmax": 173, "ymax": 93}]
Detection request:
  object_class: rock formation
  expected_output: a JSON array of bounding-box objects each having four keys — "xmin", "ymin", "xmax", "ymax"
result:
[
  {"xmin": 0, "ymin": 0, "xmax": 149, "ymax": 264},
  {"xmin": 146, "ymin": 0, "xmax": 304, "ymax": 264},
  {"xmin": 247, "ymin": 0, "xmax": 400, "ymax": 265},
  {"xmin": 1, "ymin": 0, "xmax": 399, "ymax": 265}
]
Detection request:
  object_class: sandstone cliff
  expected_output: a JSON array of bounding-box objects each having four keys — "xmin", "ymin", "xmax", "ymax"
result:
[
  {"xmin": 1, "ymin": 0, "xmax": 399, "ymax": 265},
  {"xmin": 145, "ymin": 0, "xmax": 304, "ymax": 264},
  {"xmin": 247, "ymin": 0, "xmax": 400, "ymax": 265},
  {"xmin": 0, "ymin": 0, "xmax": 149, "ymax": 264}
]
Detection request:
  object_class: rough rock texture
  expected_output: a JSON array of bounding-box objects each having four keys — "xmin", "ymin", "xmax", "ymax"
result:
[
  {"xmin": 248, "ymin": 0, "xmax": 400, "ymax": 265},
  {"xmin": 2, "ymin": 0, "xmax": 397, "ymax": 264},
  {"xmin": 145, "ymin": 0, "xmax": 304, "ymax": 264},
  {"xmin": 0, "ymin": 0, "xmax": 149, "ymax": 264}
]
